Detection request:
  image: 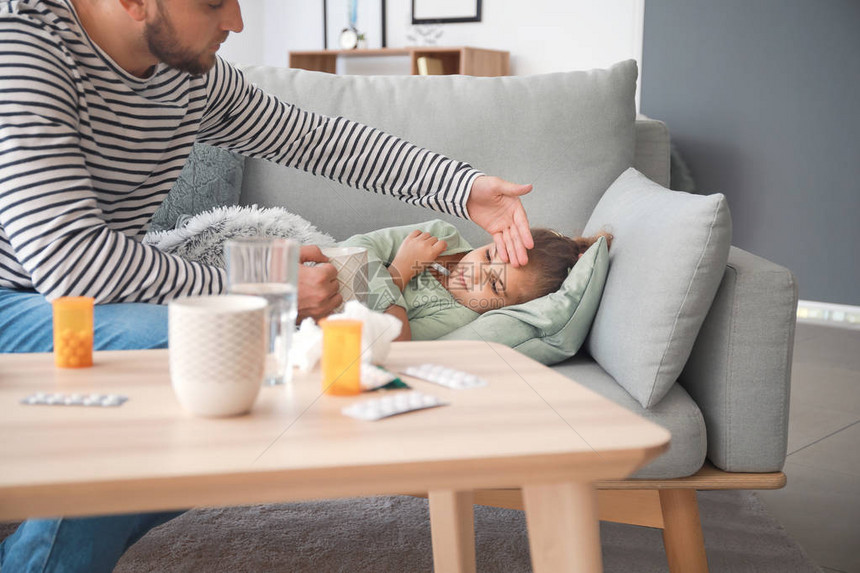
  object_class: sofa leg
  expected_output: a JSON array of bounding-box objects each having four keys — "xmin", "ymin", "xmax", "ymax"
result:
[{"xmin": 659, "ymin": 489, "xmax": 709, "ymax": 573}]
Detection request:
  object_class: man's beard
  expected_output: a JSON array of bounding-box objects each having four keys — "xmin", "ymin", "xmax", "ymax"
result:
[{"xmin": 144, "ymin": 2, "xmax": 217, "ymax": 76}]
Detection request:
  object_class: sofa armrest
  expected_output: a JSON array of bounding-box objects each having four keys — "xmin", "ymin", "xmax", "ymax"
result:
[{"xmin": 678, "ymin": 246, "xmax": 798, "ymax": 472}]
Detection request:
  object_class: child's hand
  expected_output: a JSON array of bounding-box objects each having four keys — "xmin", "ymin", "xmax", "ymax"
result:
[{"xmin": 390, "ymin": 230, "xmax": 448, "ymax": 290}]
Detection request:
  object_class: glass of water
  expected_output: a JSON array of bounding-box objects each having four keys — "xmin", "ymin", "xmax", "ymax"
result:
[{"xmin": 224, "ymin": 238, "xmax": 299, "ymax": 386}]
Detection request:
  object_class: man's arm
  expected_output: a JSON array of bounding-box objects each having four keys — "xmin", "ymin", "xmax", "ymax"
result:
[
  {"xmin": 196, "ymin": 59, "xmax": 532, "ymax": 259},
  {"xmin": 0, "ymin": 41, "xmax": 223, "ymax": 303}
]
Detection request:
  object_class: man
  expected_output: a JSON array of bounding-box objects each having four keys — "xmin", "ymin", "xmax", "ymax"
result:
[{"xmin": 0, "ymin": 0, "xmax": 534, "ymax": 570}]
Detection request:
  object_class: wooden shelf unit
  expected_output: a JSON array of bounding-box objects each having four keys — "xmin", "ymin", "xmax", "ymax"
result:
[{"xmin": 289, "ymin": 46, "xmax": 510, "ymax": 77}]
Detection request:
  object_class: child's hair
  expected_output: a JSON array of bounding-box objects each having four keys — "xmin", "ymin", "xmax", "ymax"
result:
[{"xmin": 523, "ymin": 228, "xmax": 613, "ymax": 301}]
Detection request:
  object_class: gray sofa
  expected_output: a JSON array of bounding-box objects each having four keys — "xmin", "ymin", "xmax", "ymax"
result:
[{"xmin": 223, "ymin": 61, "xmax": 797, "ymax": 486}]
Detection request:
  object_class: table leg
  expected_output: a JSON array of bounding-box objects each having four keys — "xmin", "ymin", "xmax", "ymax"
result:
[
  {"xmin": 522, "ymin": 481, "xmax": 602, "ymax": 573},
  {"xmin": 428, "ymin": 489, "xmax": 476, "ymax": 573}
]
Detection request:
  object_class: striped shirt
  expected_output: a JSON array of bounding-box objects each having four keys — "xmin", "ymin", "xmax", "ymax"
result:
[{"xmin": 0, "ymin": 0, "xmax": 482, "ymax": 304}]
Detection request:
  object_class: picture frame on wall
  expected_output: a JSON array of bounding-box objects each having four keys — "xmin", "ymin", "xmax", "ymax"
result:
[
  {"xmin": 324, "ymin": 0, "xmax": 387, "ymax": 50},
  {"xmin": 412, "ymin": 0, "xmax": 482, "ymax": 24}
]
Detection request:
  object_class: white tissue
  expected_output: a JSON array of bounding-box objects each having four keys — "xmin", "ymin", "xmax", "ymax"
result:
[
  {"xmin": 289, "ymin": 318, "xmax": 323, "ymax": 372},
  {"xmin": 329, "ymin": 301, "xmax": 402, "ymax": 364},
  {"xmin": 288, "ymin": 301, "xmax": 402, "ymax": 373}
]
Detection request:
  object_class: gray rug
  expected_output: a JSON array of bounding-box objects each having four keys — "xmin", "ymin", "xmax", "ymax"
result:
[{"xmin": 0, "ymin": 491, "xmax": 820, "ymax": 572}]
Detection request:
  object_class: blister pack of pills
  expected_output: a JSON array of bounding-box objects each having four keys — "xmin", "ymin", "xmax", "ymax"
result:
[
  {"xmin": 361, "ymin": 364, "xmax": 408, "ymax": 391},
  {"xmin": 401, "ymin": 364, "xmax": 487, "ymax": 390},
  {"xmin": 341, "ymin": 391, "xmax": 448, "ymax": 421},
  {"xmin": 20, "ymin": 392, "xmax": 128, "ymax": 408}
]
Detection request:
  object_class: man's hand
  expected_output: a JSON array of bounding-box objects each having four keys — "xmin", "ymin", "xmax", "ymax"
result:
[
  {"xmin": 389, "ymin": 230, "xmax": 447, "ymax": 291},
  {"xmin": 297, "ymin": 245, "xmax": 342, "ymax": 321},
  {"xmin": 466, "ymin": 175, "xmax": 534, "ymax": 267}
]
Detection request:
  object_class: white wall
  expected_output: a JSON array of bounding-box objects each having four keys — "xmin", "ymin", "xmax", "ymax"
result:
[
  {"xmin": 386, "ymin": 0, "xmax": 643, "ymax": 76},
  {"xmin": 218, "ymin": 1, "xmax": 265, "ymax": 66},
  {"xmin": 221, "ymin": 0, "xmax": 643, "ymax": 76}
]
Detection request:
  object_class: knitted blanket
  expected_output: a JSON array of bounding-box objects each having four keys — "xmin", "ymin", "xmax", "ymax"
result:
[{"xmin": 144, "ymin": 205, "xmax": 336, "ymax": 267}]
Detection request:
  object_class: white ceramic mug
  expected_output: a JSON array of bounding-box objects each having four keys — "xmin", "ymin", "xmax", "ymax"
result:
[
  {"xmin": 320, "ymin": 247, "xmax": 368, "ymax": 311},
  {"xmin": 168, "ymin": 295, "xmax": 268, "ymax": 417}
]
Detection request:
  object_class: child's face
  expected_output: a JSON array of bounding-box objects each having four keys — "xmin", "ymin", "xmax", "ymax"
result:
[{"xmin": 447, "ymin": 244, "xmax": 532, "ymax": 314}]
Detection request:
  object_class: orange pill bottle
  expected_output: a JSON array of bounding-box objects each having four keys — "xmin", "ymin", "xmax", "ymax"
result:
[
  {"xmin": 52, "ymin": 296, "xmax": 94, "ymax": 368},
  {"xmin": 320, "ymin": 319, "xmax": 362, "ymax": 396}
]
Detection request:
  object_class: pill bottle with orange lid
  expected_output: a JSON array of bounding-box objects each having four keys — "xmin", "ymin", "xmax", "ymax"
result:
[
  {"xmin": 52, "ymin": 296, "xmax": 94, "ymax": 368},
  {"xmin": 319, "ymin": 319, "xmax": 362, "ymax": 396}
]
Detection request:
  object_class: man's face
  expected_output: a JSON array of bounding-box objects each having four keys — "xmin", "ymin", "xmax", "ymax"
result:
[{"xmin": 144, "ymin": 0, "xmax": 243, "ymax": 75}]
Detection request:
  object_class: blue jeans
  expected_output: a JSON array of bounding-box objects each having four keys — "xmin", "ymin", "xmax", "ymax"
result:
[
  {"xmin": 0, "ymin": 288, "xmax": 182, "ymax": 572},
  {"xmin": 0, "ymin": 288, "xmax": 169, "ymax": 352}
]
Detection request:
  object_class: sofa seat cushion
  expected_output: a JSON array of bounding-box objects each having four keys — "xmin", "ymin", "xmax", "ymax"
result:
[
  {"xmin": 237, "ymin": 61, "xmax": 638, "ymax": 245},
  {"xmin": 439, "ymin": 237, "xmax": 609, "ymax": 364},
  {"xmin": 552, "ymin": 355, "xmax": 707, "ymax": 479},
  {"xmin": 583, "ymin": 168, "xmax": 732, "ymax": 408}
]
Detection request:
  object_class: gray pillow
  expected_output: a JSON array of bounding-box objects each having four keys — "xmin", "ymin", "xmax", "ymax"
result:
[
  {"xmin": 583, "ymin": 168, "xmax": 732, "ymax": 408},
  {"xmin": 149, "ymin": 143, "xmax": 245, "ymax": 232},
  {"xmin": 439, "ymin": 237, "xmax": 610, "ymax": 364}
]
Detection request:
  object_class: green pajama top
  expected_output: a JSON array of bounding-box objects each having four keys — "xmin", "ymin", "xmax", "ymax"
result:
[{"xmin": 339, "ymin": 220, "xmax": 480, "ymax": 341}]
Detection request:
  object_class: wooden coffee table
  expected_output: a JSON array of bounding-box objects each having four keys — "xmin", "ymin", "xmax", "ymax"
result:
[{"xmin": 0, "ymin": 341, "xmax": 669, "ymax": 572}]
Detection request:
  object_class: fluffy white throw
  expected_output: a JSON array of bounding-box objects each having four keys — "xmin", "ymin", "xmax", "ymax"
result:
[{"xmin": 143, "ymin": 204, "xmax": 336, "ymax": 267}]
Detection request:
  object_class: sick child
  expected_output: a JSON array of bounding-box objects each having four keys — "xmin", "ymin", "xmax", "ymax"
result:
[{"xmin": 339, "ymin": 219, "xmax": 611, "ymax": 341}]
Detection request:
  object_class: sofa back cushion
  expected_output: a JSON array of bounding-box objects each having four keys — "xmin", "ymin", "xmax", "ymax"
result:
[
  {"xmin": 238, "ymin": 61, "xmax": 638, "ymax": 245},
  {"xmin": 583, "ymin": 168, "xmax": 732, "ymax": 409}
]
